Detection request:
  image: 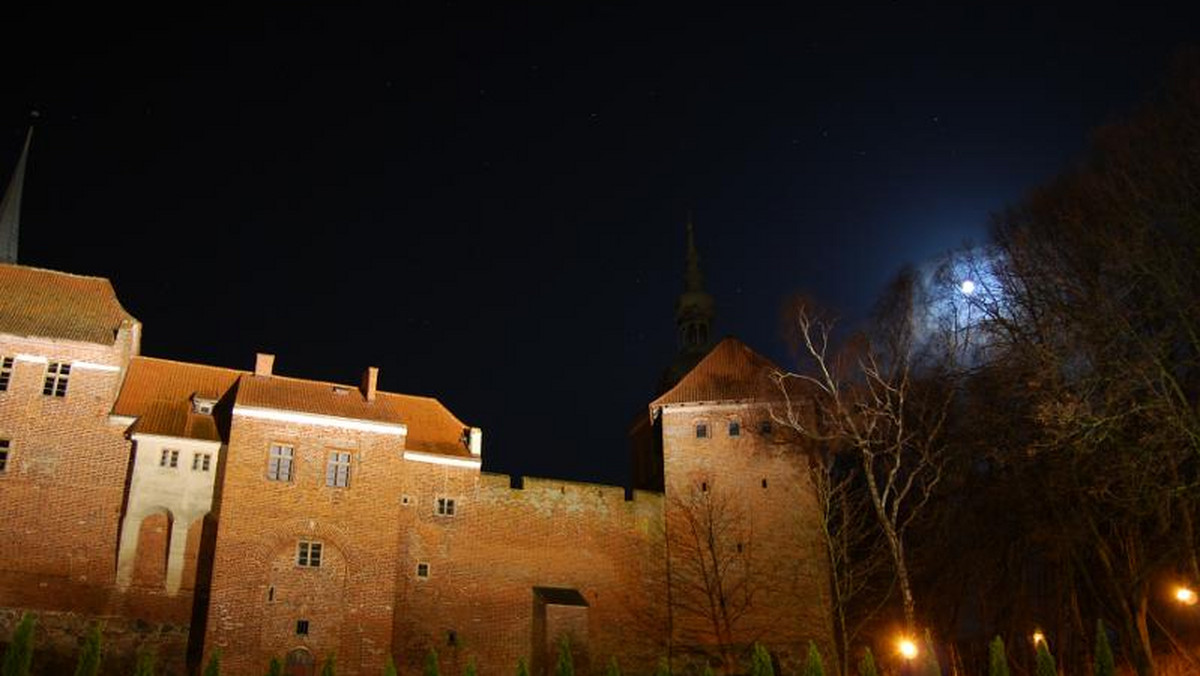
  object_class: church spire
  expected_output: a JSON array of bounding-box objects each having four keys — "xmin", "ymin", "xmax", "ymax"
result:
[
  {"xmin": 684, "ymin": 213, "xmax": 704, "ymax": 293},
  {"xmin": 661, "ymin": 214, "xmax": 716, "ymax": 391},
  {"xmin": 0, "ymin": 128, "xmax": 32, "ymax": 264}
]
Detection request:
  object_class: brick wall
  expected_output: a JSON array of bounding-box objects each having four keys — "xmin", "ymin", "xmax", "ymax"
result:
[
  {"xmin": 659, "ymin": 402, "xmax": 833, "ymax": 674},
  {"xmin": 202, "ymin": 411, "xmax": 407, "ymax": 676},
  {"xmin": 0, "ymin": 330, "xmax": 138, "ymax": 614}
]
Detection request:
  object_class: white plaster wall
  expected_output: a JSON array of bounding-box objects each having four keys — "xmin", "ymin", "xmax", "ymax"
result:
[{"xmin": 117, "ymin": 432, "xmax": 221, "ymax": 593}]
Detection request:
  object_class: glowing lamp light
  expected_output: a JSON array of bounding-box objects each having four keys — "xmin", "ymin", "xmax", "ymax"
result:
[
  {"xmin": 959, "ymin": 279, "xmax": 977, "ymax": 295},
  {"xmin": 1176, "ymin": 586, "xmax": 1198, "ymax": 605},
  {"xmin": 1032, "ymin": 630, "xmax": 1046, "ymax": 646},
  {"xmin": 897, "ymin": 638, "xmax": 919, "ymax": 660}
]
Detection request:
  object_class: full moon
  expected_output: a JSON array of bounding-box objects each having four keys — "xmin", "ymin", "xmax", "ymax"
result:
[{"xmin": 960, "ymin": 279, "xmax": 976, "ymax": 295}]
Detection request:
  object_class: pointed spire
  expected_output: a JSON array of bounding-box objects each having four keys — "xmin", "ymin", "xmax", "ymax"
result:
[
  {"xmin": 684, "ymin": 212, "xmax": 704, "ymax": 293},
  {"xmin": 661, "ymin": 214, "xmax": 717, "ymax": 392},
  {"xmin": 0, "ymin": 128, "xmax": 32, "ymax": 264}
]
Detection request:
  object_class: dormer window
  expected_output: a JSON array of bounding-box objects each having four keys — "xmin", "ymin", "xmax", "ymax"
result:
[{"xmin": 191, "ymin": 395, "xmax": 217, "ymax": 415}]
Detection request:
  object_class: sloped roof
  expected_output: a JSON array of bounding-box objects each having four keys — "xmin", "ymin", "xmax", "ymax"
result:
[
  {"xmin": 113, "ymin": 357, "xmax": 244, "ymax": 441},
  {"xmin": 236, "ymin": 374, "xmax": 473, "ymax": 457},
  {"xmin": 0, "ymin": 264, "xmax": 136, "ymax": 345},
  {"xmin": 650, "ymin": 337, "xmax": 787, "ymax": 413}
]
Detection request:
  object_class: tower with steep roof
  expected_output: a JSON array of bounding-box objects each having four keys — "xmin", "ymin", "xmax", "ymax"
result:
[
  {"xmin": 0, "ymin": 128, "xmax": 32, "ymax": 264},
  {"xmin": 662, "ymin": 215, "xmax": 716, "ymax": 390}
]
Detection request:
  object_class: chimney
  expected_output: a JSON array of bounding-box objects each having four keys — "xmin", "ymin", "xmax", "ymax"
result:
[
  {"xmin": 254, "ymin": 353, "xmax": 275, "ymax": 377},
  {"xmin": 468, "ymin": 427, "xmax": 483, "ymax": 456},
  {"xmin": 361, "ymin": 366, "xmax": 379, "ymax": 402}
]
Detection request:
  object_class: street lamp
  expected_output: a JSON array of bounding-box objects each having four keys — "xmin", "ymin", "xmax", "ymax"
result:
[
  {"xmin": 897, "ymin": 637, "xmax": 919, "ymax": 660},
  {"xmin": 1175, "ymin": 586, "xmax": 1198, "ymax": 606},
  {"xmin": 1032, "ymin": 630, "xmax": 1046, "ymax": 647}
]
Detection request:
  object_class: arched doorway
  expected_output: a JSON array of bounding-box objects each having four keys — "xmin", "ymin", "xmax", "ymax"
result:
[{"xmin": 285, "ymin": 648, "xmax": 315, "ymax": 676}]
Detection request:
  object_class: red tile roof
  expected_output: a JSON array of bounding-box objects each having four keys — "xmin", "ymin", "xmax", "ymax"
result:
[
  {"xmin": 0, "ymin": 264, "xmax": 136, "ymax": 345},
  {"xmin": 114, "ymin": 357, "xmax": 475, "ymax": 456},
  {"xmin": 650, "ymin": 337, "xmax": 789, "ymax": 413},
  {"xmin": 236, "ymin": 373, "xmax": 474, "ymax": 457},
  {"xmin": 113, "ymin": 357, "xmax": 244, "ymax": 441}
]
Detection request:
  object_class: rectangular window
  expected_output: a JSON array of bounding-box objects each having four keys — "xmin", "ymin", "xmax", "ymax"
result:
[
  {"xmin": 436, "ymin": 497, "xmax": 456, "ymax": 516},
  {"xmin": 326, "ymin": 451, "xmax": 351, "ymax": 488},
  {"xmin": 159, "ymin": 449, "xmax": 179, "ymax": 468},
  {"xmin": 0, "ymin": 357, "xmax": 13, "ymax": 391},
  {"xmin": 297, "ymin": 540, "xmax": 322, "ymax": 568},
  {"xmin": 267, "ymin": 444, "xmax": 294, "ymax": 481},
  {"xmin": 192, "ymin": 452, "xmax": 212, "ymax": 472},
  {"xmin": 296, "ymin": 620, "xmax": 309, "ymax": 636},
  {"xmin": 0, "ymin": 439, "xmax": 9, "ymax": 472},
  {"xmin": 729, "ymin": 421, "xmax": 741, "ymax": 437},
  {"xmin": 759, "ymin": 420, "xmax": 773, "ymax": 435},
  {"xmin": 416, "ymin": 562, "xmax": 430, "ymax": 579},
  {"xmin": 695, "ymin": 423, "xmax": 708, "ymax": 438},
  {"xmin": 42, "ymin": 362, "xmax": 70, "ymax": 397}
]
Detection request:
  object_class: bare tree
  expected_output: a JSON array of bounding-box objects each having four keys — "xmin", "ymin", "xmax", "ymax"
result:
[
  {"xmin": 773, "ymin": 278, "xmax": 955, "ymax": 633},
  {"xmin": 664, "ymin": 477, "xmax": 758, "ymax": 674}
]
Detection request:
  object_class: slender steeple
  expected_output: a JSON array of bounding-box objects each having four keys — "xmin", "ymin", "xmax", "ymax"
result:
[
  {"xmin": 661, "ymin": 214, "xmax": 716, "ymax": 391},
  {"xmin": 0, "ymin": 128, "xmax": 32, "ymax": 264}
]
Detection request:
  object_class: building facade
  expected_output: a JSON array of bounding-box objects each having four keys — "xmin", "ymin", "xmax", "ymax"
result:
[{"xmin": 0, "ymin": 258, "xmax": 831, "ymax": 675}]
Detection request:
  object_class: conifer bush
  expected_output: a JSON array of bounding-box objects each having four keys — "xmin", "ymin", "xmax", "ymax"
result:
[
  {"xmin": 1035, "ymin": 642, "xmax": 1056, "ymax": 676},
  {"xmin": 801, "ymin": 642, "xmax": 825, "ymax": 676},
  {"xmin": 133, "ymin": 651, "xmax": 156, "ymax": 676},
  {"xmin": 987, "ymin": 636, "xmax": 1009, "ymax": 676},
  {"xmin": 384, "ymin": 655, "xmax": 398, "ymax": 676},
  {"xmin": 424, "ymin": 649, "xmax": 440, "ymax": 676},
  {"xmin": 555, "ymin": 637, "xmax": 574, "ymax": 676},
  {"xmin": 516, "ymin": 656, "xmax": 529, "ymax": 676},
  {"xmin": 653, "ymin": 657, "xmax": 670, "ymax": 676},
  {"xmin": 919, "ymin": 631, "xmax": 941, "ymax": 676},
  {"xmin": 1094, "ymin": 620, "xmax": 1115, "ymax": 676},
  {"xmin": 700, "ymin": 662, "xmax": 714, "ymax": 676},
  {"xmin": 749, "ymin": 642, "xmax": 774, "ymax": 676},
  {"xmin": 320, "ymin": 654, "xmax": 336, "ymax": 676},
  {"xmin": 856, "ymin": 648, "xmax": 877, "ymax": 676},
  {"xmin": 203, "ymin": 649, "xmax": 221, "ymax": 676},
  {"xmin": 605, "ymin": 656, "xmax": 621, "ymax": 676},
  {"xmin": 464, "ymin": 657, "xmax": 477, "ymax": 676},
  {"xmin": 267, "ymin": 656, "xmax": 282, "ymax": 676},
  {"xmin": 73, "ymin": 622, "xmax": 102, "ymax": 676},
  {"xmin": 1, "ymin": 612, "xmax": 35, "ymax": 676}
]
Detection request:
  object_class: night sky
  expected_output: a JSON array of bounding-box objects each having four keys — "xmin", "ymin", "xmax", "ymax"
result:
[{"xmin": 2, "ymin": 4, "xmax": 1195, "ymax": 486}]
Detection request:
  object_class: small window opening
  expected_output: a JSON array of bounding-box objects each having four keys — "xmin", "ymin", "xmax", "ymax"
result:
[
  {"xmin": 736, "ymin": 542, "xmax": 744, "ymax": 554},
  {"xmin": 296, "ymin": 619, "xmax": 309, "ymax": 636},
  {"xmin": 436, "ymin": 497, "xmax": 456, "ymax": 516},
  {"xmin": 447, "ymin": 630, "xmax": 457, "ymax": 647},
  {"xmin": 268, "ymin": 586, "xmax": 275, "ymax": 602},
  {"xmin": 762, "ymin": 478, "xmax": 768, "ymax": 489},
  {"xmin": 729, "ymin": 421, "xmax": 740, "ymax": 437},
  {"xmin": 760, "ymin": 420, "xmax": 772, "ymax": 435},
  {"xmin": 695, "ymin": 423, "xmax": 708, "ymax": 439},
  {"xmin": 416, "ymin": 562, "xmax": 430, "ymax": 579},
  {"xmin": 700, "ymin": 481, "xmax": 708, "ymax": 492}
]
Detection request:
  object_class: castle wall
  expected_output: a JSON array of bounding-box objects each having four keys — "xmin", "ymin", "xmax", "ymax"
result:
[
  {"xmin": 391, "ymin": 470, "xmax": 665, "ymax": 676},
  {"xmin": 202, "ymin": 409, "xmax": 408, "ymax": 676},
  {"xmin": 0, "ymin": 331, "xmax": 137, "ymax": 615},
  {"xmin": 659, "ymin": 402, "xmax": 833, "ymax": 674}
]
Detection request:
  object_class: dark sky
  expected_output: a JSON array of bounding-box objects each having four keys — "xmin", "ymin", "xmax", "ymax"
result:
[{"xmin": 2, "ymin": 4, "xmax": 1195, "ymax": 486}]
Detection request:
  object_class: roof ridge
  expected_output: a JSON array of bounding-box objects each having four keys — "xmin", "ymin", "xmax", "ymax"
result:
[
  {"xmin": 252, "ymin": 370, "xmax": 449, "ymax": 405},
  {"xmin": 133, "ymin": 355, "xmax": 248, "ymax": 373},
  {"xmin": 0, "ymin": 262, "xmax": 117, "ymax": 284}
]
